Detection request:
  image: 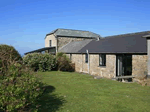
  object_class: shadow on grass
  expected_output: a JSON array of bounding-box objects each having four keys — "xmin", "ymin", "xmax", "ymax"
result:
[
  {"xmin": 25, "ymin": 85, "xmax": 66, "ymax": 112},
  {"xmin": 37, "ymin": 85, "xmax": 66, "ymax": 112}
]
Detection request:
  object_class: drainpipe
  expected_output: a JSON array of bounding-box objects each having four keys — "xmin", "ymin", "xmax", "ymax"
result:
[
  {"xmin": 143, "ymin": 35, "xmax": 150, "ymax": 78},
  {"xmin": 86, "ymin": 50, "xmax": 90, "ymax": 74}
]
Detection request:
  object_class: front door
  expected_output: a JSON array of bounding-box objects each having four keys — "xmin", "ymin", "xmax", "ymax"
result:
[{"xmin": 116, "ymin": 54, "xmax": 132, "ymax": 77}]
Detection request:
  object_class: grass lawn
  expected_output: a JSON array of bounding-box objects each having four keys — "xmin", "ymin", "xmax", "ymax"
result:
[{"xmin": 37, "ymin": 71, "xmax": 150, "ymax": 112}]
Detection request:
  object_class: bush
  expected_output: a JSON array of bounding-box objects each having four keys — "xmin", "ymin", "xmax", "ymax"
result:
[
  {"xmin": 23, "ymin": 53, "xmax": 56, "ymax": 72},
  {"xmin": 0, "ymin": 44, "xmax": 22, "ymax": 74},
  {"xmin": 0, "ymin": 63, "xmax": 45, "ymax": 111},
  {"xmin": 56, "ymin": 52, "xmax": 74, "ymax": 72},
  {"xmin": 135, "ymin": 72, "xmax": 150, "ymax": 86}
]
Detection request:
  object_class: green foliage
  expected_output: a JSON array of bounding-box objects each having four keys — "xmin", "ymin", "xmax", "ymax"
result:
[
  {"xmin": 0, "ymin": 63, "xmax": 45, "ymax": 112},
  {"xmin": 0, "ymin": 44, "xmax": 22, "ymax": 74},
  {"xmin": 56, "ymin": 52, "xmax": 74, "ymax": 72},
  {"xmin": 23, "ymin": 53, "xmax": 56, "ymax": 72}
]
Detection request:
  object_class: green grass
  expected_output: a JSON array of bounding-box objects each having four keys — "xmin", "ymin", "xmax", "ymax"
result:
[{"xmin": 37, "ymin": 71, "xmax": 150, "ymax": 112}]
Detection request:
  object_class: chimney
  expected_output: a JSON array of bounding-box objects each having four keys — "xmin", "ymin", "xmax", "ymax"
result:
[{"xmin": 143, "ymin": 34, "xmax": 150, "ymax": 78}]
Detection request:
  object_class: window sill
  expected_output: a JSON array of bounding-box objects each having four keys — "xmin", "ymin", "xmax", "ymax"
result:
[{"xmin": 98, "ymin": 65, "xmax": 106, "ymax": 68}]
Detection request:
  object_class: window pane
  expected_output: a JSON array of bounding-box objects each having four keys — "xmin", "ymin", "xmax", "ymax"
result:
[
  {"xmin": 85, "ymin": 54, "xmax": 88, "ymax": 63},
  {"xmin": 99, "ymin": 54, "xmax": 106, "ymax": 66},
  {"xmin": 99, "ymin": 55, "xmax": 102, "ymax": 65},
  {"xmin": 70, "ymin": 54, "xmax": 72, "ymax": 60},
  {"xmin": 49, "ymin": 40, "xmax": 52, "ymax": 47}
]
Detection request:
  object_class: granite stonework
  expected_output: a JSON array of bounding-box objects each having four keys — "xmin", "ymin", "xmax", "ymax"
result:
[
  {"xmin": 45, "ymin": 34, "xmax": 57, "ymax": 47},
  {"xmin": 70, "ymin": 54, "xmax": 116, "ymax": 78},
  {"xmin": 45, "ymin": 34, "xmax": 96, "ymax": 52},
  {"xmin": 89, "ymin": 54, "xmax": 116, "ymax": 78},
  {"xmin": 132, "ymin": 55, "xmax": 148, "ymax": 80},
  {"xmin": 147, "ymin": 39, "xmax": 150, "ymax": 77},
  {"xmin": 68, "ymin": 54, "xmax": 148, "ymax": 80},
  {"xmin": 72, "ymin": 54, "xmax": 83, "ymax": 72},
  {"xmin": 57, "ymin": 37, "xmax": 94, "ymax": 51}
]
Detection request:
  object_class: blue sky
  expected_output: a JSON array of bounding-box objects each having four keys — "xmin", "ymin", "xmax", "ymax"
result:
[{"xmin": 0, "ymin": 0, "xmax": 150, "ymax": 55}]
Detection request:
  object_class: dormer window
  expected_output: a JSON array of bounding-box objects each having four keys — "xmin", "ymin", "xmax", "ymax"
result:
[{"xmin": 49, "ymin": 40, "xmax": 52, "ymax": 47}]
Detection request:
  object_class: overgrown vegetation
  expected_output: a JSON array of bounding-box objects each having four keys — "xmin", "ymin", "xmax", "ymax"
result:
[
  {"xmin": 135, "ymin": 71, "xmax": 150, "ymax": 86},
  {"xmin": 56, "ymin": 52, "xmax": 74, "ymax": 72},
  {"xmin": 0, "ymin": 64, "xmax": 45, "ymax": 111},
  {"xmin": 0, "ymin": 44, "xmax": 45, "ymax": 111},
  {"xmin": 23, "ymin": 53, "xmax": 56, "ymax": 72},
  {"xmin": 0, "ymin": 44, "xmax": 22, "ymax": 75},
  {"xmin": 23, "ymin": 52, "xmax": 74, "ymax": 72}
]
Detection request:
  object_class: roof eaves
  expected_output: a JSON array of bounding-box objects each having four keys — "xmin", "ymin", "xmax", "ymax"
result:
[
  {"xmin": 60, "ymin": 52, "xmax": 147, "ymax": 54},
  {"xmin": 56, "ymin": 35, "xmax": 98, "ymax": 38},
  {"xmin": 103, "ymin": 31, "xmax": 150, "ymax": 39},
  {"xmin": 143, "ymin": 34, "xmax": 150, "ymax": 38},
  {"xmin": 25, "ymin": 47, "xmax": 56, "ymax": 55},
  {"xmin": 45, "ymin": 29, "xmax": 58, "ymax": 39},
  {"xmin": 78, "ymin": 52, "xmax": 147, "ymax": 54}
]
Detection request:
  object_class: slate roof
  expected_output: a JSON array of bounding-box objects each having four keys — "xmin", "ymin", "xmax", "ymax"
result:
[
  {"xmin": 46, "ymin": 28, "xmax": 101, "ymax": 39},
  {"xmin": 25, "ymin": 47, "xmax": 56, "ymax": 55},
  {"xmin": 78, "ymin": 31, "xmax": 150, "ymax": 54},
  {"xmin": 58, "ymin": 40, "xmax": 92, "ymax": 53}
]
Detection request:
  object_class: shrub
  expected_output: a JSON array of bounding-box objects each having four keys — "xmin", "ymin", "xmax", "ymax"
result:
[
  {"xmin": 23, "ymin": 53, "xmax": 56, "ymax": 72},
  {"xmin": 0, "ymin": 44, "xmax": 22, "ymax": 74},
  {"xmin": 56, "ymin": 52, "xmax": 74, "ymax": 72},
  {"xmin": 135, "ymin": 71, "xmax": 150, "ymax": 86},
  {"xmin": 0, "ymin": 63, "xmax": 45, "ymax": 111}
]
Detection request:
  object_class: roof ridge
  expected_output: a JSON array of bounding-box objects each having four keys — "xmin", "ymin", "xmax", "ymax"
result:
[
  {"xmin": 45, "ymin": 28, "xmax": 58, "ymax": 36},
  {"xmin": 57, "ymin": 28, "xmax": 92, "ymax": 32},
  {"xmin": 103, "ymin": 31, "xmax": 150, "ymax": 39},
  {"xmin": 57, "ymin": 28, "xmax": 101, "ymax": 38}
]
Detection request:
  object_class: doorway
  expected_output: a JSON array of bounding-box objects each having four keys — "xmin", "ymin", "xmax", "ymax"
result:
[{"xmin": 116, "ymin": 54, "xmax": 132, "ymax": 77}]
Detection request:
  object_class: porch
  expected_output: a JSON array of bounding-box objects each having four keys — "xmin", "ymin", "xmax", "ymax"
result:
[{"xmin": 24, "ymin": 47, "xmax": 56, "ymax": 55}]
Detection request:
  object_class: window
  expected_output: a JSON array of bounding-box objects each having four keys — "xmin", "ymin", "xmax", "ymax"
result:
[
  {"xmin": 49, "ymin": 40, "xmax": 52, "ymax": 47},
  {"xmin": 99, "ymin": 54, "xmax": 106, "ymax": 66},
  {"xmin": 85, "ymin": 53, "xmax": 88, "ymax": 63},
  {"xmin": 70, "ymin": 54, "xmax": 72, "ymax": 60}
]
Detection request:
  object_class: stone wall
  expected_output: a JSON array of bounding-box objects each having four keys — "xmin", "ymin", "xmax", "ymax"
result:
[
  {"xmin": 82, "ymin": 54, "xmax": 88, "ymax": 73},
  {"xmin": 132, "ymin": 55, "xmax": 148, "ymax": 78},
  {"xmin": 70, "ymin": 54, "xmax": 116, "ymax": 78},
  {"xmin": 89, "ymin": 54, "xmax": 116, "ymax": 78},
  {"xmin": 45, "ymin": 34, "xmax": 57, "ymax": 47},
  {"xmin": 71, "ymin": 54, "xmax": 83, "ymax": 72},
  {"xmin": 67, "ymin": 53, "xmax": 148, "ymax": 80},
  {"xmin": 45, "ymin": 35, "xmax": 96, "ymax": 52},
  {"xmin": 57, "ymin": 37, "xmax": 95, "ymax": 50}
]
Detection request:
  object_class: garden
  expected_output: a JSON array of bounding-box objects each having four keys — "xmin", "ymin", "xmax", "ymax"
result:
[{"xmin": 0, "ymin": 44, "xmax": 150, "ymax": 112}]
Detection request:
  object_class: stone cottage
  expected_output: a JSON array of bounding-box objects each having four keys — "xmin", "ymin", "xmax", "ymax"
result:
[
  {"xmin": 25, "ymin": 28, "xmax": 100, "ymax": 54},
  {"xmin": 25, "ymin": 29, "xmax": 150, "ymax": 81},
  {"xmin": 59, "ymin": 31, "xmax": 149, "ymax": 81}
]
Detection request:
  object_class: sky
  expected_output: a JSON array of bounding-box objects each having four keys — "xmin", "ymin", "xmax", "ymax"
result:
[{"xmin": 0, "ymin": 0, "xmax": 150, "ymax": 56}]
